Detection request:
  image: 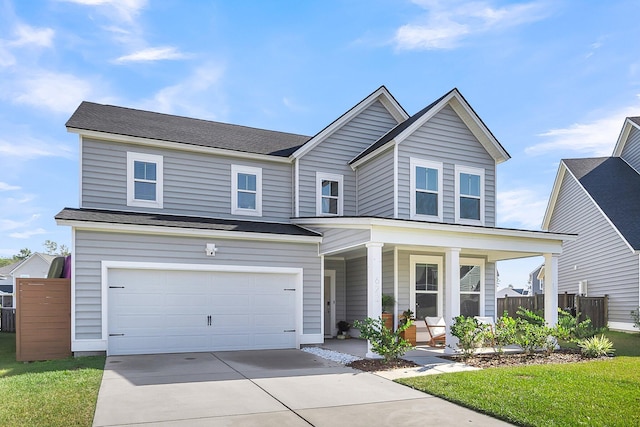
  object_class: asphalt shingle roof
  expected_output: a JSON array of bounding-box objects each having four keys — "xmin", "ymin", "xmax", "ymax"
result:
[
  {"xmin": 564, "ymin": 157, "xmax": 640, "ymax": 249},
  {"xmin": 629, "ymin": 117, "xmax": 640, "ymax": 127},
  {"xmin": 66, "ymin": 102, "xmax": 311, "ymax": 157},
  {"xmin": 55, "ymin": 208, "xmax": 321, "ymax": 237}
]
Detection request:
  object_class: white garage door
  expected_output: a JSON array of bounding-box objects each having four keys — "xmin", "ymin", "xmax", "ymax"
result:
[{"xmin": 107, "ymin": 268, "xmax": 298, "ymax": 355}]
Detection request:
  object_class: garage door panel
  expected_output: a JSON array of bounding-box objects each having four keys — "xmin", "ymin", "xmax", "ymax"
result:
[{"xmin": 108, "ymin": 268, "xmax": 298, "ymax": 355}]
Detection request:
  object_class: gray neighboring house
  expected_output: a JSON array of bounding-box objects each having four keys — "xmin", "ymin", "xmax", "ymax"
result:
[
  {"xmin": 543, "ymin": 116, "xmax": 640, "ymax": 331},
  {"xmin": 528, "ymin": 264, "xmax": 544, "ymax": 295},
  {"xmin": 0, "ymin": 253, "xmax": 55, "ymax": 308},
  {"xmin": 57, "ymin": 86, "xmax": 574, "ymax": 357}
]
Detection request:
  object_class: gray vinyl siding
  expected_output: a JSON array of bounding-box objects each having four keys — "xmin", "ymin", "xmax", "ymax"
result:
[
  {"xmin": 620, "ymin": 127, "xmax": 640, "ymax": 172},
  {"xmin": 315, "ymin": 227, "xmax": 371, "ymax": 255},
  {"xmin": 298, "ymin": 101, "xmax": 399, "ymax": 217},
  {"xmin": 396, "ymin": 106, "xmax": 496, "ymax": 226},
  {"xmin": 484, "ymin": 262, "xmax": 496, "ymax": 317},
  {"xmin": 81, "ymin": 139, "xmax": 293, "ymax": 222},
  {"xmin": 357, "ymin": 148, "xmax": 395, "ymax": 217},
  {"xmin": 548, "ymin": 174, "xmax": 639, "ymax": 324},
  {"xmin": 74, "ymin": 230, "xmax": 320, "ymax": 339},
  {"xmin": 345, "ymin": 256, "xmax": 367, "ymax": 323},
  {"xmin": 325, "ymin": 259, "xmax": 346, "ymax": 326}
]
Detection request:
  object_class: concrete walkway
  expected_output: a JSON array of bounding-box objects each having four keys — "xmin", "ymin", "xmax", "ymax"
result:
[{"xmin": 93, "ymin": 349, "xmax": 511, "ymax": 426}]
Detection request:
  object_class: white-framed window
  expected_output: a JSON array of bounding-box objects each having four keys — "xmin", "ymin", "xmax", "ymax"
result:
[
  {"xmin": 410, "ymin": 158, "xmax": 443, "ymax": 221},
  {"xmin": 231, "ymin": 165, "xmax": 262, "ymax": 216},
  {"xmin": 410, "ymin": 255, "xmax": 443, "ymax": 319},
  {"xmin": 316, "ymin": 172, "xmax": 343, "ymax": 216},
  {"xmin": 455, "ymin": 165, "xmax": 484, "ymax": 225},
  {"xmin": 460, "ymin": 258, "xmax": 485, "ymax": 317},
  {"xmin": 127, "ymin": 152, "xmax": 163, "ymax": 208}
]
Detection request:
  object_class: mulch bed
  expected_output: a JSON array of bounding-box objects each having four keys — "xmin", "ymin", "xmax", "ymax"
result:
[{"xmin": 347, "ymin": 349, "xmax": 607, "ymax": 372}]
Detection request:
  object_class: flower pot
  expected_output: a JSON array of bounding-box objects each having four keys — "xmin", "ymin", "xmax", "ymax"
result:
[
  {"xmin": 382, "ymin": 312, "xmax": 394, "ymax": 330},
  {"xmin": 400, "ymin": 324, "xmax": 417, "ymax": 345}
]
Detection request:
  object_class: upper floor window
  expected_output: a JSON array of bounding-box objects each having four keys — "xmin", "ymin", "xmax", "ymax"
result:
[
  {"xmin": 316, "ymin": 172, "xmax": 343, "ymax": 216},
  {"xmin": 127, "ymin": 152, "xmax": 163, "ymax": 209},
  {"xmin": 410, "ymin": 158, "xmax": 442, "ymax": 221},
  {"xmin": 232, "ymin": 165, "xmax": 262, "ymax": 216},
  {"xmin": 455, "ymin": 165, "xmax": 484, "ymax": 225}
]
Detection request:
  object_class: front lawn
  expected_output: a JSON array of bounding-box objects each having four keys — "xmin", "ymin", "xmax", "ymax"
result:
[
  {"xmin": 397, "ymin": 331, "xmax": 640, "ymax": 427},
  {"xmin": 0, "ymin": 333, "xmax": 105, "ymax": 427}
]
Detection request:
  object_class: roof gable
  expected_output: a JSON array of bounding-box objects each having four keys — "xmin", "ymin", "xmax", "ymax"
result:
[
  {"xmin": 612, "ymin": 116, "xmax": 640, "ymax": 157},
  {"xmin": 67, "ymin": 102, "xmax": 311, "ymax": 157},
  {"xmin": 350, "ymin": 88, "xmax": 510, "ymax": 166},
  {"xmin": 544, "ymin": 157, "xmax": 640, "ymax": 251},
  {"xmin": 290, "ymin": 86, "xmax": 408, "ymax": 159}
]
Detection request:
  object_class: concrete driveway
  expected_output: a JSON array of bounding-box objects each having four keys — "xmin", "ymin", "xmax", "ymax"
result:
[{"xmin": 93, "ymin": 350, "xmax": 511, "ymax": 426}]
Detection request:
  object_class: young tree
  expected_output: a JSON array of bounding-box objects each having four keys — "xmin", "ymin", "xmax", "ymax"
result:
[
  {"xmin": 14, "ymin": 248, "xmax": 32, "ymax": 260},
  {"xmin": 43, "ymin": 240, "xmax": 70, "ymax": 256}
]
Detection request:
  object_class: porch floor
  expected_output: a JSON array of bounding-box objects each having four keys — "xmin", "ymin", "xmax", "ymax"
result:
[{"xmin": 307, "ymin": 338, "xmax": 480, "ymax": 379}]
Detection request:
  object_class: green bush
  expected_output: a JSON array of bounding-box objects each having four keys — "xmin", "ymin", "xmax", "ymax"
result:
[
  {"xmin": 493, "ymin": 313, "xmax": 517, "ymax": 353},
  {"xmin": 450, "ymin": 316, "xmax": 490, "ymax": 359},
  {"xmin": 353, "ymin": 316, "xmax": 413, "ymax": 362},
  {"xmin": 557, "ymin": 308, "xmax": 603, "ymax": 340},
  {"xmin": 577, "ymin": 334, "xmax": 615, "ymax": 358},
  {"xmin": 631, "ymin": 308, "xmax": 640, "ymax": 331}
]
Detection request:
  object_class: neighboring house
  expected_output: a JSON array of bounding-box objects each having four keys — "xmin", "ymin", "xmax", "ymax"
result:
[
  {"xmin": 528, "ymin": 264, "xmax": 544, "ymax": 295},
  {"xmin": 543, "ymin": 116, "xmax": 640, "ymax": 331},
  {"xmin": 496, "ymin": 285, "xmax": 526, "ymax": 298},
  {"xmin": 57, "ymin": 86, "xmax": 574, "ymax": 357},
  {"xmin": 0, "ymin": 254, "xmax": 55, "ymax": 308}
]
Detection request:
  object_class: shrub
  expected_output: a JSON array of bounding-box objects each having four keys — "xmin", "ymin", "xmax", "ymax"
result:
[
  {"xmin": 558, "ymin": 308, "xmax": 603, "ymax": 340},
  {"xmin": 578, "ymin": 335, "xmax": 615, "ymax": 358},
  {"xmin": 450, "ymin": 316, "xmax": 489, "ymax": 359},
  {"xmin": 352, "ymin": 316, "xmax": 413, "ymax": 362},
  {"xmin": 493, "ymin": 313, "xmax": 518, "ymax": 353},
  {"xmin": 631, "ymin": 308, "xmax": 640, "ymax": 331}
]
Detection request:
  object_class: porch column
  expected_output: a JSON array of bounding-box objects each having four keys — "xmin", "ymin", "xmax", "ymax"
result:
[
  {"xmin": 543, "ymin": 253, "xmax": 559, "ymax": 326},
  {"xmin": 366, "ymin": 242, "xmax": 384, "ymax": 358},
  {"xmin": 444, "ymin": 247, "xmax": 461, "ymax": 354}
]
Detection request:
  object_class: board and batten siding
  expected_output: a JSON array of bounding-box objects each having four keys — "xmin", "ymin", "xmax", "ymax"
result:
[
  {"xmin": 548, "ymin": 173, "xmax": 639, "ymax": 324},
  {"xmin": 619, "ymin": 127, "xmax": 640, "ymax": 172},
  {"xmin": 345, "ymin": 256, "xmax": 367, "ymax": 323},
  {"xmin": 396, "ymin": 106, "xmax": 496, "ymax": 226},
  {"xmin": 74, "ymin": 230, "xmax": 321, "ymax": 340},
  {"xmin": 81, "ymin": 139, "xmax": 293, "ymax": 222},
  {"xmin": 357, "ymin": 148, "xmax": 395, "ymax": 217},
  {"xmin": 484, "ymin": 262, "xmax": 496, "ymax": 317},
  {"xmin": 297, "ymin": 100, "xmax": 399, "ymax": 217}
]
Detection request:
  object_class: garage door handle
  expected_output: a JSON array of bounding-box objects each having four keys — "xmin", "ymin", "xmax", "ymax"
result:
[
  {"xmin": 109, "ymin": 333, "xmax": 125, "ymax": 336},
  {"xmin": 284, "ymin": 329, "xmax": 295, "ymax": 332},
  {"xmin": 109, "ymin": 286, "xmax": 125, "ymax": 289},
  {"xmin": 207, "ymin": 315, "xmax": 212, "ymax": 326}
]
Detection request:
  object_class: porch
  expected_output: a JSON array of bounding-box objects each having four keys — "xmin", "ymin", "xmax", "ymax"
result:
[{"xmin": 295, "ymin": 217, "xmax": 576, "ymax": 357}]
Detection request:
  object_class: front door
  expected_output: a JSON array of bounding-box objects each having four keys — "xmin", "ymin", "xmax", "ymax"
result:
[{"xmin": 324, "ymin": 270, "xmax": 336, "ymax": 337}]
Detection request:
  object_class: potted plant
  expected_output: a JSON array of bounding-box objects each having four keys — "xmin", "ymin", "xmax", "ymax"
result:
[
  {"xmin": 381, "ymin": 294, "xmax": 395, "ymax": 330},
  {"xmin": 399, "ymin": 309, "xmax": 417, "ymax": 345},
  {"xmin": 336, "ymin": 320, "xmax": 351, "ymax": 339}
]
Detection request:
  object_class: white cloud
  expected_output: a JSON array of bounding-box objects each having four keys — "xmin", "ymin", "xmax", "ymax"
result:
[
  {"xmin": 0, "ymin": 182, "xmax": 20, "ymax": 191},
  {"xmin": 394, "ymin": 0, "xmax": 550, "ymax": 50},
  {"xmin": 138, "ymin": 62, "xmax": 227, "ymax": 120},
  {"xmin": 4, "ymin": 71, "xmax": 94, "ymax": 114},
  {"xmin": 59, "ymin": 0, "xmax": 147, "ymax": 23},
  {"xmin": 116, "ymin": 46, "xmax": 189, "ymax": 63},
  {"xmin": 9, "ymin": 228, "xmax": 47, "ymax": 239},
  {"xmin": 9, "ymin": 23, "xmax": 55, "ymax": 48},
  {"xmin": 498, "ymin": 188, "xmax": 548, "ymax": 229},
  {"xmin": 526, "ymin": 96, "xmax": 640, "ymax": 157},
  {"xmin": 0, "ymin": 136, "xmax": 73, "ymax": 159}
]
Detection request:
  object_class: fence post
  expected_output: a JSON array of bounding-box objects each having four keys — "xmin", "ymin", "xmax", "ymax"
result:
[
  {"xmin": 563, "ymin": 291, "xmax": 568, "ymax": 309},
  {"xmin": 604, "ymin": 294, "xmax": 609, "ymax": 327}
]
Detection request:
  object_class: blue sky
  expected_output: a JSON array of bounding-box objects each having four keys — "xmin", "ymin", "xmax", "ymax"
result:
[{"xmin": 1, "ymin": 0, "xmax": 639, "ymax": 288}]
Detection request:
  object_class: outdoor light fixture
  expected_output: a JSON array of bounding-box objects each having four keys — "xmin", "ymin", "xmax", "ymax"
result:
[{"xmin": 205, "ymin": 243, "xmax": 218, "ymax": 256}]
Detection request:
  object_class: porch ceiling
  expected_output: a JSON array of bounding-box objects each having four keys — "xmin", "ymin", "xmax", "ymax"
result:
[{"xmin": 293, "ymin": 217, "xmax": 576, "ymax": 262}]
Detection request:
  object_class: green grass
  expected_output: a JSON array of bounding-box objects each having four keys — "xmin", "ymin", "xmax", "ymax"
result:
[
  {"xmin": 0, "ymin": 333, "xmax": 105, "ymax": 427},
  {"xmin": 397, "ymin": 330, "xmax": 640, "ymax": 427}
]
